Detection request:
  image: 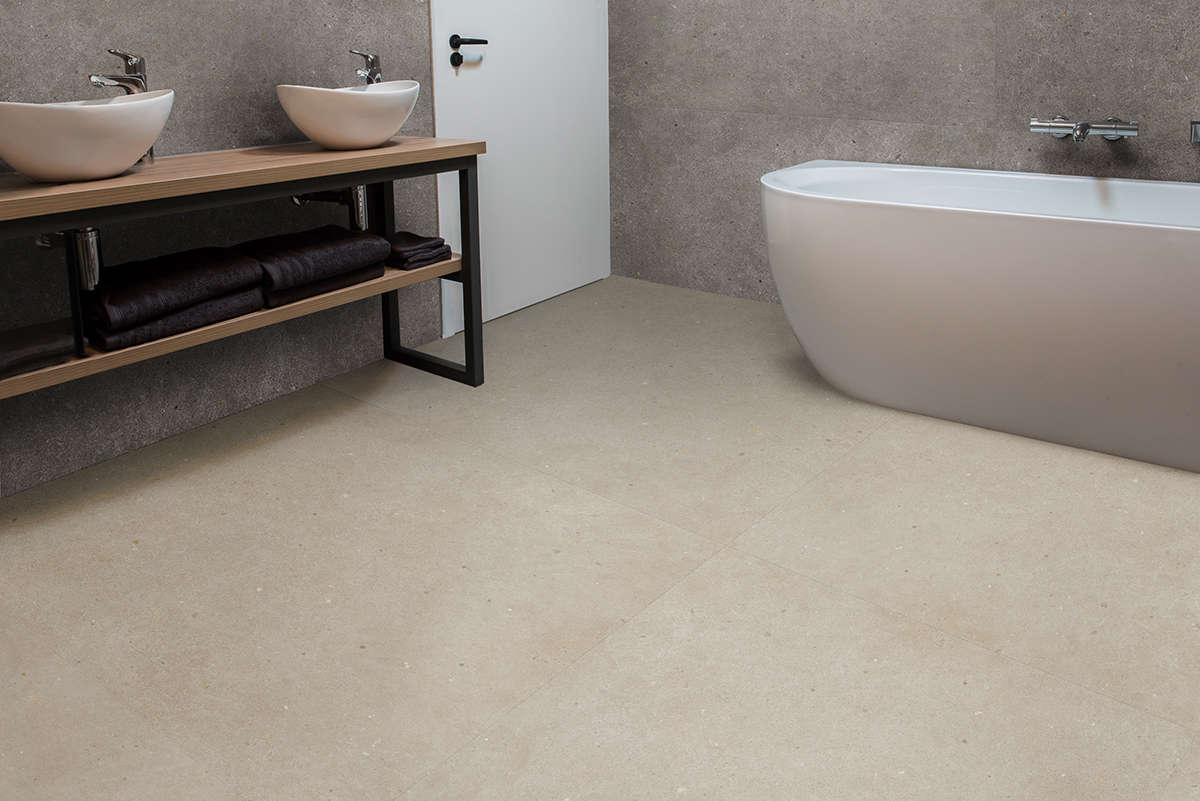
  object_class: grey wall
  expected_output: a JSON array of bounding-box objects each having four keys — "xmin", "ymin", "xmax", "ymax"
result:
[
  {"xmin": 0, "ymin": 0, "xmax": 439, "ymax": 497},
  {"xmin": 609, "ymin": 1, "xmax": 1200, "ymax": 302}
]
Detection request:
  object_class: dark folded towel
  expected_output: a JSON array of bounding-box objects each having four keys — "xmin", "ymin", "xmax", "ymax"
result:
[
  {"xmin": 234, "ymin": 225, "xmax": 391, "ymax": 292},
  {"xmin": 387, "ymin": 231, "xmax": 446, "ymax": 260},
  {"xmin": 0, "ymin": 319, "xmax": 76, "ymax": 379},
  {"xmin": 263, "ymin": 261, "xmax": 386, "ymax": 308},
  {"xmin": 392, "ymin": 244, "xmax": 453, "ymax": 271},
  {"xmin": 86, "ymin": 286, "xmax": 264, "ymax": 352},
  {"xmin": 84, "ymin": 247, "xmax": 263, "ymax": 330}
]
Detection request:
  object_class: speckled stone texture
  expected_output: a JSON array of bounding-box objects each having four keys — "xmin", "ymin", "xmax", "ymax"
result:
[
  {"xmin": 2, "ymin": 277, "xmax": 1196, "ymax": 800},
  {"xmin": 0, "ymin": 0, "xmax": 440, "ymax": 497},
  {"xmin": 609, "ymin": 0, "xmax": 1200, "ymax": 294}
]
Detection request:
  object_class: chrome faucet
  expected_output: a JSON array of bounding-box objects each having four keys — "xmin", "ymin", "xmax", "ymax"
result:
[
  {"xmin": 351, "ymin": 50, "xmax": 382, "ymax": 84},
  {"xmin": 89, "ymin": 49, "xmax": 154, "ymax": 164},
  {"xmin": 89, "ymin": 49, "xmax": 148, "ymax": 94},
  {"xmin": 1029, "ymin": 115, "xmax": 1138, "ymax": 142}
]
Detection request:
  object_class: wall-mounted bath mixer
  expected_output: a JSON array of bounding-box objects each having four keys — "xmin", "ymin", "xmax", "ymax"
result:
[{"xmin": 1029, "ymin": 115, "xmax": 1138, "ymax": 143}]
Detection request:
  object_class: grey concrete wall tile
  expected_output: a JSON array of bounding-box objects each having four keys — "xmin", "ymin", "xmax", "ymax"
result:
[
  {"xmin": 610, "ymin": 0, "xmax": 996, "ymax": 125},
  {"xmin": 611, "ymin": 106, "xmax": 999, "ymax": 300},
  {"xmin": 0, "ymin": 1, "xmax": 440, "ymax": 496},
  {"xmin": 997, "ymin": 1, "xmax": 1200, "ymax": 136},
  {"xmin": 610, "ymin": 105, "xmax": 837, "ymax": 302},
  {"xmin": 815, "ymin": 118, "xmax": 998, "ymax": 170},
  {"xmin": 997, "ymin": 129, "xmax": 1200, "ymax": 183}
]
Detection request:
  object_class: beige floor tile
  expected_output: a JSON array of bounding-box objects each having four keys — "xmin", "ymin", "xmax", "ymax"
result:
[
  {"xmin": 402, "ymin": 549, "xmax": 1191, "ymax": 801},
  {"xmin": 0, "ymin": 384, "xmax": 717, "ymax": 800},
  {"xmin": 1162, "ymin": 738, "xmax": 1200, "ymax": 801},
  {"xmin": 1, "ymin": 614, "xmax": 241, "ymax": 801},
  {"xmin": 325, "ymin": 276, "xmax": 895, "ymax": 542},
  {"xmin": 733, "ymin": 412, "xmax": 1200, "ymax": 729}
]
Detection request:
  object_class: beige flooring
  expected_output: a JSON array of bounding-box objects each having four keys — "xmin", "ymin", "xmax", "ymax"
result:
[{"xmin": 1, "ymin": 275, "xmax": 1197, "ymax": 800}]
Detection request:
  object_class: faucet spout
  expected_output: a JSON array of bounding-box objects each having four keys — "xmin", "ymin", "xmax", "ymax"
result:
[
  {"xmin": 89, "ymin": 74, "xmax": 147, "ymax": 95},
  {"xmin": 1072, "ymin": 121, "xmax": 1090, "ymax": 143}
]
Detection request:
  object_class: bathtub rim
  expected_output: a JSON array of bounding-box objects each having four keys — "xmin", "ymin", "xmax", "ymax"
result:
[{"xmin": 760, "ymin": 159, "xmax": 1200, "ymax": 232}]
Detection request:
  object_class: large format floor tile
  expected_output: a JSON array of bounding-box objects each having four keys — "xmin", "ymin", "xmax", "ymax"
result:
[
  {"xmin": 326, "ymin": 276, "xmax": 895, "ymax": 542},
  {"xmin": 1163, "ymin": 739, "xmax": 1200, "ymax": 801},
  {"xmin": 734, "ymin": 411, "xmax": 1200, "ymax": 729},
  {"xmin": 402, "ymin": 550, "xmax": 1192, "ymax": 801},
  {"xmin": 1, "ymin": 615, "xmax": 241, "ymax": 801},
  {"xmin": 0, "ymin": 382, "xmax": 717, "ymax": 800},
  {"xmin": 4, "ymin": 276, "xmax": 1198, "ymax": 800}
]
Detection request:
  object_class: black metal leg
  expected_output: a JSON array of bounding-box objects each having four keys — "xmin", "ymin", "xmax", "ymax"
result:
[{"xmin": 381, "ymin": 157, "xmax": 484, "ymax": 387}]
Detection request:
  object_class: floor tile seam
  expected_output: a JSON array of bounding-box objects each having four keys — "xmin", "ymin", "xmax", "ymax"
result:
[
  {"xmin": 723, "ymin": 547, "xmax": 1200, "ymax": 738},
  {"xmin": 0, "ymin": 609, "xmax": 250, "ymax": 801},
  {"xmin": 315, "ymin": 380, "xmax": 432, "ymax": 429},
  {"xmin": 726, "ymin": 408, "xmax": 901, "ymax": 547},
  {"xmin": 1159, "ymin": 731, "xmax": 1200, "ymax": 801},
  {"xmin": 331, "ymin": 398, "xmax": 732, "ymax": 547},
  {"xmin": 390, "ymin": 542, "xmax": 738, "ymax": 801}
]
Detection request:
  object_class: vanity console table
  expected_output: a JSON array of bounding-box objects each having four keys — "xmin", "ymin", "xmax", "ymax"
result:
[{"xmin": 0, "ymin": 135, "xmax": 486, "ymax": 400}]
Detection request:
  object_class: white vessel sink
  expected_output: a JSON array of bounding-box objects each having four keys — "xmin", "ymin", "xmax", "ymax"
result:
[
  {"xmin": 276, "ymin": 80, "xmax": 420, "ymax": 150},
  {"xmin": 0, "ymin": 89, "xmax": 174, "ymax": 183}
]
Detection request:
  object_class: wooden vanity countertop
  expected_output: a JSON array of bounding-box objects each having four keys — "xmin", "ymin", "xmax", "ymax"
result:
[{"xmin": 0, "ymin": 136, "xmax": 486, "ymax": 222}]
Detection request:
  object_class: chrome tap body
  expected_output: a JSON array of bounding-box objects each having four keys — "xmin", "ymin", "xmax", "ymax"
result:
[
  {"xmin": 351, "ymin": 50, "xmax": 383, "ymax": 84},
  {"xmin": 1029, "ymin": 115, "xmax": 1138, "ymax": 142},
  {"xmin": 88, "ymin": 50, "xmax": 154, "ymax": 164}
]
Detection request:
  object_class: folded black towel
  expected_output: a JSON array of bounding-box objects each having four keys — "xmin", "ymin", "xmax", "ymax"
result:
[
  {"xmin": 263, "ymin": 261, "xmax": 386, "ymax": 308},
  {"xmin": 84, "ymin": 247, "xmax": 263, "ymax": 330},
  {"xmin": 387, "ymin": 231, "xmax": 446, "ymax": 260},
  {"xmin": 393, "ymin": 244, "xmax": 453, "ymax": 271},
  {"xmin": 234, "ymin": 225, "xmax": 391, "ymax": 292},
  {"xmin": 86, "ymin": 286, "xmax": 264, "ymax": 351},
  {"xmin": 0, "ymin": 319, "xmax": 76, "ymax": 379}
]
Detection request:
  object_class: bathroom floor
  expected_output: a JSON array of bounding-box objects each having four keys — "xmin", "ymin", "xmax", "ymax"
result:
[{"xmin": 2, "ymin": 275, "xmax": 1197, "ymax": 801}]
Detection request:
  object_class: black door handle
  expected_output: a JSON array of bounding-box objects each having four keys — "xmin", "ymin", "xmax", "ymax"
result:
[{"xmin": 450, "ymin": 34, "xmax": 488, "ymax": 49}]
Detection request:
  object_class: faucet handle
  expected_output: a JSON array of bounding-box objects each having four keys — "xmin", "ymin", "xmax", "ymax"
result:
[
  {"xmin": 106, "ymin": 49, "xmax": 146, "ymax": 75},
  {"xmin": 350, "ymin": 50, "xmax": 382, "ymax": 83}
]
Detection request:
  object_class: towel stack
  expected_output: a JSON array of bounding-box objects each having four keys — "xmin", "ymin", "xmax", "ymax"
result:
[
  {"xmin": 235, "ymin": 225, "xmax": 390, "ymax": 308},
  {"xmin": 386, "ymin": 231, "xmax": 453, "ymax": 271},
  {"xmin": 0, "ymin": 319, "xmax": 76, "ymax": 379},
  {"xmin": 83, "ymin": 248, "xmax": 264, "ymax": 351}
]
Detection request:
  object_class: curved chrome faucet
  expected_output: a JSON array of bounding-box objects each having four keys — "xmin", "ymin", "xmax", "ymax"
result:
[
  {"xmin": 88, "ymin": 49, "xmax": 155, "ymax": 164},
  {"xmin": 351, "ymin": 50, "xmax": 382, "ymax": 84}
]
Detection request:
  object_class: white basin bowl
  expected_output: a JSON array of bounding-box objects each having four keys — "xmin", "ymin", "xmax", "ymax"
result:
[
  {"xmin": 0, "ymin": 89, "xmax": 174, "ymax": 183},
  {"xmin": 276, "ymin": 80, "xmax": 420, "ymax": 150}
]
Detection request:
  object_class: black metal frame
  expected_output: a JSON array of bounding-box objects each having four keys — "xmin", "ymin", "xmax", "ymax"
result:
[{"xmin": 0, "ymin": 154, "xmax": 484, "ymax": 386}]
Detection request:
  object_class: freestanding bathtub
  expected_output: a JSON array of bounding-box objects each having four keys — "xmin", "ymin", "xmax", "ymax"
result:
[{"xmin": 761, "ymin": 160, "xmax": 1200, "ymax": 472}]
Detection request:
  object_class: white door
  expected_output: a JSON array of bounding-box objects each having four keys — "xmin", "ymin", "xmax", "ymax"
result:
[{"xmin": 430, "ymin": 0, "xmax": 610, "ymax": 335}]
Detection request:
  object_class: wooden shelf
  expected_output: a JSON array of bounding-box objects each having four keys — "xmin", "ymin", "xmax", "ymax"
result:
[
  {"xmin": 0, "ymin": 134, "xmax": 485, "ymax": 393},
  {"xmin": 0, "ymin": 137, "xmax": 485, "ymax": 223},
  {"xmin": 0, "ymin": 256, "xmax": 462, "ymax": 400}
]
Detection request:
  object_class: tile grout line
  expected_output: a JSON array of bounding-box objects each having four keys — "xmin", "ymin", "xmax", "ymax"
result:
[
  {"xmin": 1156, "ymin": 731, "xmax": 1199, "ymax": 801},
  {"xmin": 378, "ymin": 410, "xmax": 907, "ymax": 799},
  {"xmin": 390, "ymin": 537, "xmax": 741, "ymax": 801},
  {"xmin": 0, "ymin": 609, "xmax": 251, "ymax": 801},
  {"xmin": 724, "ymin": 407, "xmax": 903, "ymax": 547},
  {"xmin": 724, "ymin": 546, "xmax": 1200, "ymax": 739}
]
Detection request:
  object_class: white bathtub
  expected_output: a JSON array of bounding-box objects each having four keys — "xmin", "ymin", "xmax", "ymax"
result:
[{"xmin": 761, "ymin": 159, "xmax": 1200, "ymax": 472}]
